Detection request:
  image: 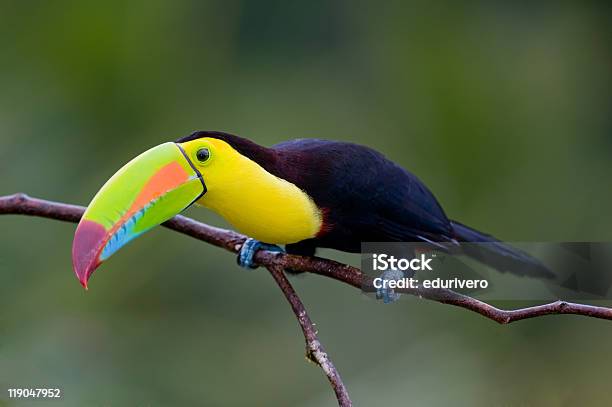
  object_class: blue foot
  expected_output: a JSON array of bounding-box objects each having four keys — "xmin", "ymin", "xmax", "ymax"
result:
[
  {"xmin": 375, "ymin": 269, "xmax": 404, "ymax": 304},
  {"xmin": 237, "ymin": 238, "xmax": 285, "ymax": 269}
]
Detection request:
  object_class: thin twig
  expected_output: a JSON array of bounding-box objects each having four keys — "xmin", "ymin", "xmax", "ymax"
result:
[
  {"xmin": 3, "ymin": 193, "xmax": 612, "ymax": 404},
  {"xmin": 266, "ymin": 265, "xmax": 351, "ymax": 406}
]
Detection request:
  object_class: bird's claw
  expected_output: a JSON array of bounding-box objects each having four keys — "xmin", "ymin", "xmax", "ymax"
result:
[
  {"xmin": 376, "ymin": 269, "xmax": 404, "ymax": 304},
  {"xmin": 237, "ymin": 238, "xmax": 284, "ymax": 269}
]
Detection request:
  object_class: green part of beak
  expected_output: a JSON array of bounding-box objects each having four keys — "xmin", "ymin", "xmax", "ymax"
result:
[{"xmin": 72, "ymin": 142, "xmax": 205, "ymax": 288}]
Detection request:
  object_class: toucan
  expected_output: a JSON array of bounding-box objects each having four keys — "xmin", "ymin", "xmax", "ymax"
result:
[{"xmin": 72, "ymin": 131, "xmax": 552, "ymax": 291}]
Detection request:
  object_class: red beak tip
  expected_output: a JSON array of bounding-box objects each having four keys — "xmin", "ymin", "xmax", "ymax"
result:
[
  {"xmin": 74, "ymin": 263, "xmax": 97, "ymax": 291},
  {"xmin": 79, "ymin": 278, "xmax": 89, "ymax": 290},
  {"xmin": 72, "ymin": 219, "xmax": 106, "ymax": 291}
]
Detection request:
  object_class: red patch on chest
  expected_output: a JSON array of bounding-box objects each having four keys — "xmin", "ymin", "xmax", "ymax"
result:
[{"xmin": 315, "ymin": 207, "xmax": 334, "ymax": 237}]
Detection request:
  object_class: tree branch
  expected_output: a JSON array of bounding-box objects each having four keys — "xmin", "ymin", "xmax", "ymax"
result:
[
  {"xmin": 266, "ymin": 265, "xmax": 352, "ymax": 406},
  {"xmin": 3, "ymin": 193, "xmax": 612, "ymax": 404}
]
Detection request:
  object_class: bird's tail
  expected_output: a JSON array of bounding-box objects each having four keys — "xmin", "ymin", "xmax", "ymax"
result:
[{"xmin": 451, "ymin": 221, "xmax": 554, "ymax": 279}]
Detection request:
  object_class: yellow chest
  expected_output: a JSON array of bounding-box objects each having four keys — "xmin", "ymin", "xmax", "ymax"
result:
[{"xmin": 196, "ymin": 156, "xmax": 322, "ymax": 245}]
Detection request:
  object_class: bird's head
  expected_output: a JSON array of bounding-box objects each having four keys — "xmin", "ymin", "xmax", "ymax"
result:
[{"xmin": 71, "ymin": 131, "xmax": 267, "ymax": 288}]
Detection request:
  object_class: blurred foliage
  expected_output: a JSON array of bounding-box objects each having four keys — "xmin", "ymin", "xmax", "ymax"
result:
[{"xmin": 1, "ymin": 1, "xmax": 611, "ymax": 406}]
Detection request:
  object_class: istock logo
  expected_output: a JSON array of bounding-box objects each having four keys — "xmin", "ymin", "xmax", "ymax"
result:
[{"xmin": 372, "ymin": 253, "xmax": 434, "ymax": 271}]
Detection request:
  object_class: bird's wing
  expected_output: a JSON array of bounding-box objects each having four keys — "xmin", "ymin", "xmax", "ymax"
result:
[{"xmin": 272, "ymin": 139, "xmax": 455, "ymax": 244}]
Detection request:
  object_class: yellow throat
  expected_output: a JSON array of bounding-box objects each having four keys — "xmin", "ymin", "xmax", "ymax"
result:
[{"xmin": 188, "ymin": 138, "xmax": 322, "ymax": 244}]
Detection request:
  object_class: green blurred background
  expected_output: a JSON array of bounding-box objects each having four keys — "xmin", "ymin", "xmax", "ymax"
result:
[{"xmin": 1, "ymin": 1, "xmax": 612, "ymax": 406}]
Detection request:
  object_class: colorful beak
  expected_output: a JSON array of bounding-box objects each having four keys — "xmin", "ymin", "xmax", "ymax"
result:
[{"xmin": 72, "ymin": 142, "xmax": 205, "ymax": 288}]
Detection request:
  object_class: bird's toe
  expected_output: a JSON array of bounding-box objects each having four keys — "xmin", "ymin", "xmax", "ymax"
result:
[
  {"xmin": 375, "ymin": 269, "xmax": 405, "ymax": 304},
  {"xmin": 237, "ymin": 238, "xmax": 284, "ymax": 269}
]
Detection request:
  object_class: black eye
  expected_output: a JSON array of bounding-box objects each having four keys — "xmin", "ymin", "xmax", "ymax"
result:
[{"xmin": 196, "ymin": 148, "xmax": 210, "ymax": 162}]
